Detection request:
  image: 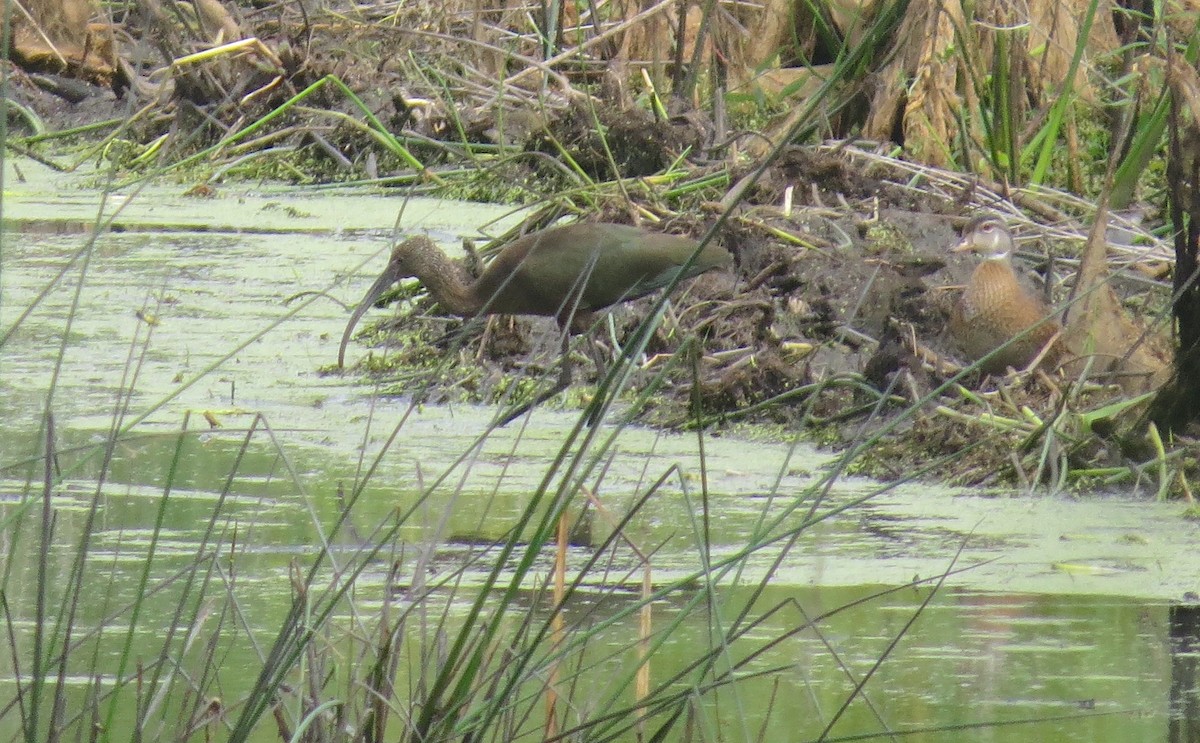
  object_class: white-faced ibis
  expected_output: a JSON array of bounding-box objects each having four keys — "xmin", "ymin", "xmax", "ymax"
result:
[
  {"xmin": 337, "ymin": 221, "xmax": 731, "ymax": 419},
  {"xmin": 950, "ymin": 217, "xmax": 1061, "ymax": 373}
]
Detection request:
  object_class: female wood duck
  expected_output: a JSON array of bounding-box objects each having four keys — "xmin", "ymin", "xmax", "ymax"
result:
[{"xmin": 950, "ymin": 217, "xmax": 1061, "ymax": 374}]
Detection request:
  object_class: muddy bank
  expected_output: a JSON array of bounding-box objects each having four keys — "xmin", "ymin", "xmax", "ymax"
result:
[{"xmin": 332, "ymin": 144, "xmax": 1183, "ymax": 489}]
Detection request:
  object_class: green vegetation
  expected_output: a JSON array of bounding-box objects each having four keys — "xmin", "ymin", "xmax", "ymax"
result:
[{"xmin": 3, "ymin": 0, "xmax": 1199, "ymax": 738}]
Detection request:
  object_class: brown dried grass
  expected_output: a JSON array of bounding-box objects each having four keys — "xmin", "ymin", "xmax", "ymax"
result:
[
  {"xmin": 862, "ymin": 0, "xmax": 1121, "ymax": 170},
  {"xmin": 1061, "ymin": 207, "xmax": 1173, "ymax": 395},
  {"xmin": 10, "ymin": 0, "xmax": 118, "ymax": 85}
]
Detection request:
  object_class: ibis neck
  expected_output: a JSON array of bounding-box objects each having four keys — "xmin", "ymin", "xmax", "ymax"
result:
[{"xmin": 413, "ymin": 246, "xmax": 485, "ymax": 318}]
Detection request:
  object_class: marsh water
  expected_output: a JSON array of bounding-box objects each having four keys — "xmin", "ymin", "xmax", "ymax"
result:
[{"xmin": 2, "ymin": 161, "xmax": 1198, "ymax": 741}]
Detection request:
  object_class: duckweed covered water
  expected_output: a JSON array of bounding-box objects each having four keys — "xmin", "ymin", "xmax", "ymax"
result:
[{"xmin": 1, "ymin": 160, "xmax": 1195, "ymax": 741}]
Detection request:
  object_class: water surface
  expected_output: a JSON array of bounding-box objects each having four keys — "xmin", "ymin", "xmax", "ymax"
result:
[{"xmin": 1, "ymin": 160, "xmax": 1194, "ymax": 741}]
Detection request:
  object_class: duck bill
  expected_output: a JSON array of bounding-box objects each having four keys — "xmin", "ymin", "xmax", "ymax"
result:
[
  {"xmin": 950, "ymin": 238, "xmax": 973, "ymax": 253},
  {"xmin": 337, "ymin": 262, "xmax": 401, "ymax": 368}
]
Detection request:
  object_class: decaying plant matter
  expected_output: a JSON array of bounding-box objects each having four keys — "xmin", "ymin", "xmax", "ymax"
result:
[{"xmin": 1149, "ymin": 52, "xmax": 1200, "ymax": 435}]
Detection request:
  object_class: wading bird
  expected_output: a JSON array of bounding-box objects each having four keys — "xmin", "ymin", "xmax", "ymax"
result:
[{"xmin": 338, "ymin": 221, "xmax": 732, "ymax": 420}]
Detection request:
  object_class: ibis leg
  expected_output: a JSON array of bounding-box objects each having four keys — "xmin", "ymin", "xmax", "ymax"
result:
[{"xmin": 494, "ymin": 331, "xmax": 574, "ymax": 427}]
